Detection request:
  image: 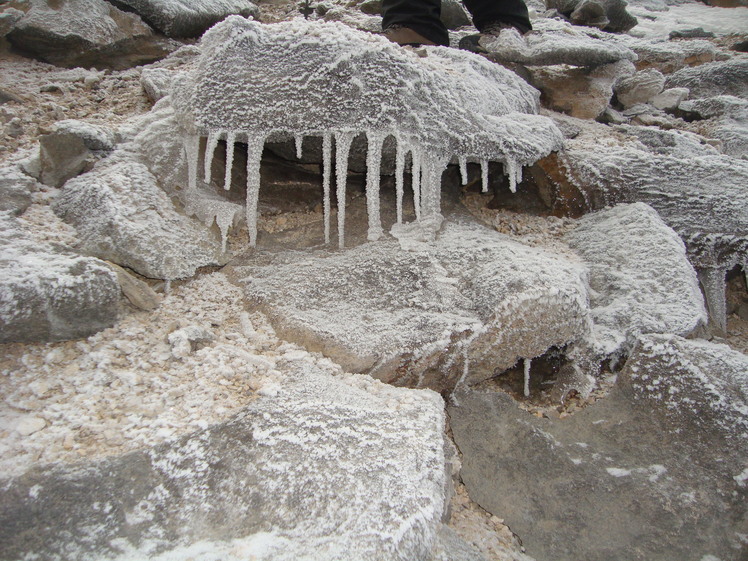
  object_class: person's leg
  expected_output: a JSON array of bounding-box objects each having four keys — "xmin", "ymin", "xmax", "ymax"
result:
[
  {"xmin": 462, "ymin": 0, "xmax": 532, "ymax": 34},
  {"xmin": 381, "ymin": 0, "xmax": 450, "ymax": 46}
]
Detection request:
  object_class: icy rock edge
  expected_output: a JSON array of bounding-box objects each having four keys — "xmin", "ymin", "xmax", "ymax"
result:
[{"xmin": 171, "ymin": 17, "xmax": 563, "ymax": 249}]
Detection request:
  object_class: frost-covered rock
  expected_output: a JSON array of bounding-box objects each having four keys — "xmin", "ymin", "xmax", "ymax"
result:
[
  {"xmin": 481, "ymin": 19, "xmax": 637, "ymax": 67},
  {"xmin": 52, "ymin": 160, "xmax": 228, "ymax": 280},
  {"xmin": 616, "ymin": 37, "xmax": 718, "ymax": 73},
  {"xmin": 110, "ymin": 0, "xmax": 259, "ymax": 37},
  {"xmin": 559, "ymin": 0, "xmax": 638, "ymax": 32},
  {"xmin": 0, "ymin": 212, "xmax": 120, "ymax": 343},
  {"xmin": 564, "ymin": 203, "xmax": 707, "ymax": 356},
  {"xmin": 140, "ymin": 67, "xmax": 174, "ymax": 102},
  {"xmin": 0, "ymin": 364, "xmax": 449, "ymax": 561},
  {"xmin": 0, "ymin": 7, "xmax": 23, "ymax": 37},
  {"xmin": 0, "ymin": 165, "xmax": 36, "ymax": 215},
  {"xmin": 528, "ymin": 60, "xmax": 635, "ymax": 119},
  {"xmin": 650, "ymin": 86, "xmax": 688, "ymax": 110},
  {"xmin": 172, "ymin": 17, "xmax": 563, "ymax": 247},
  {"xmin": 449, "ymin": 335, "xmax": 748, "ymax": 561},
  {"xmin": 231, "ymin": 217, "xmax": 590, "ymax": 393},
  {"xmin": 613, "ymin": 68, "xmax": 665, "ymax": 107},
  {"xmin": 665, "ymin": 58, "xmax": 748, "ymax": 100},
  {"xmin": 5, "ymin": 0, "xmax": 178, "ymax": 69},
  {"xmin": 677, "ymin": 95, "xmax": 748, "ymax": 158}
]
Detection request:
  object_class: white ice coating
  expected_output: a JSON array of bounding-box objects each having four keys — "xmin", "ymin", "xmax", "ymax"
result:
[
  {"xmin": 322, "ymin": 132, "xmax": 332, "ymax": 244},
  {"xmin": 294, "ymin": 134, "xmax": 303, "ymax": 160},
  {"xmin": 523, "ymin": 357, "xmax": 531, "ymax": 398},
  {"xmin": 203, "ymin": 130, "xmax": 219, "ymax": 184},
  {"xmin": 458, "ymin": 156, "xmax": 468, "ymax": 186},
  {"xmin": 395, "ymin": 138, "xmax": 405, "ymax": 225},
  {"xmin": 480, "ymin": 160, "xmax": 489, "ymax": 193},
  {"xmin": 171, "ymin": 17, "xmax": 564, "ymax": 247}
]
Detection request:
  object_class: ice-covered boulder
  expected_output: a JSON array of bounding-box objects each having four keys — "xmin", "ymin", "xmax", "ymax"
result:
[
  {"xmin": 109, "ymin": 0, "xmax": 259, "ymax": 38},
  {"xmin": 0, "ymin": 363, "xmax": 450, "ymax": 561},
  {"xmin": 0, "ymin": 165, "xmax": 36, "ymax": 215},
  {"xmin": 0, "ymin": 212, "xmax": 120, "ymax": 343},
  {"xmin": 546, "ymin": 0, "xmax": 638, "ymax": 32},
  {"xmin": 480, "ymin": 19, "xmax": 637, "ymax": 67},
  {"xmin": 448, "ymin": 334, "xmax": 748, "ymax": 561},
  {"xmin": 52, "ymin": 160, "xmax": 228, "ymax": 280},
  {"xmin": 677, "ymin": 95, "xmax": 748, "ymax": 159},
  {"xmin": 171, "ymin": 17, "xmax": 563, "ymax": 247},
  {"xmin": 5, "ymin": 0, "xmax": 178, "ymax": 69},
  {"xmin": 613, "ymin": 68, "xmax": 665, "ymax": 108},
  {"xmin": 614, "ymin": 37, "xmax": 718, "ymax": 73},
  {"xmin": 665, "ymin": 58, "xmax": 748, "ymax": 100},
  {"xmin": 230, "ymin": 217, "xmax": 590, "ymax": 393},
  {"xmin": 564, "ymin": 203, "xmax": 707, "ymax": 356}
]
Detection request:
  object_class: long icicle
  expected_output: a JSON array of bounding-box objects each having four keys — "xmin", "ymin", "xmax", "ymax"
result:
[
  {"xmin": 458, "ymin": 155, "xmax": 468, "ymax": 185},
  {"xmin": 223, "ymin": 131, "xmax": 237, "ymax": 191},
  {"xmin": 524, "ymin": 357, "xmax": 532, "ymax": 397},
  {"xmin": 184, "ymin": 132, "xmax": 200, "ymax": 195},
  {"xmin": 294, "ymin": 134, "xmax": 303, "ymax": 160},
  {"xmin": 480, "ymin": 159, "xmax": 489, "ymax": 193},
  {"xmin": 395, "ymin": 136, "xmax": 405, "ymax": 225},
  {"xmin": 203, "ymin": 130, "xmax": 219, "ymax": 184},
  {"xmin": 365, "ymin": 131, "xmax": 385, "ymax": 241},
  {"xmin": 506, "ymin": 158, "xmax": 522, "ymax": 193},
  {"xmin": 412, "ymin": 145, "xmax": 421, "ymax": 222},
  {"xmin": 335, "ymin": 131, "xmax": 354, "ymax": 249},
  {"xmin": 245, "ymin": 133, "xmax": 266, "ymax": 247},
  {"xmin": 322, "ymin": 132, "xmax": 332, "ymax": 244}
]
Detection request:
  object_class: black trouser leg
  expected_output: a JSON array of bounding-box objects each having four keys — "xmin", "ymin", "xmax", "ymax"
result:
[
  {"xmin": 462, "ymin": 0, "xmax": 532, "ymax": 33},
  {"xmin": 381, "ymin": 0, "xmax": 450, "ymax": 46}
]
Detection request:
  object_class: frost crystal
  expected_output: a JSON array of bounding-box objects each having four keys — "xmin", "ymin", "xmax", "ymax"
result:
[{"xmin": 172, "ymin": 17, "xmax": 563, "ymax": 247}]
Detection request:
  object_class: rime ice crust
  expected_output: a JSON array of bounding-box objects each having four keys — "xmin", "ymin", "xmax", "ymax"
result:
[
  {"xmin": 565, "ymin": 203, "xmax": 707, "ymax": 356},
  {"xmin": 171, "ymin": 17, "xmax": 563, "ymax": 246}
]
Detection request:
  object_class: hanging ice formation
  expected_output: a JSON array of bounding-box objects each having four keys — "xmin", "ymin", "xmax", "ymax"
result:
[{"xmin": 172, "ymin": 17, "xmax": 564, "ymax": 249}]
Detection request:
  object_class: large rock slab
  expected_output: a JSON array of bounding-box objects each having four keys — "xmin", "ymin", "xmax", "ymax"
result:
[
  {"xmin": 52, "ymin": 160, "xmax": 228, "ymax": 280},
  {"xmin": 0, "ymin": 212, "xmax": 120, "ymax": 343},
  {"xmin": 230, "ymin": 217, "xmax": 591, "ymax": 393},
  {"xmin": 6, "ymin": 0, "xmax": 178, "ymax": 69},
  {"xmin": 0, "ymin": 363, "xmax": 450, "ymax": 561},
  {"xmin": 665, "ymin": 58, "xmax": 748, "ymax": 100},
  {"xmin": 564, "ymin": 203, "xmax": 707, "ymax": 356},
  {"xmin": 109, "ymin": 0, "xmax": 259, "ymax": 38},
  {"xmin": 449, "ymin": 334, "xmax": 748, "ymax": 561}
]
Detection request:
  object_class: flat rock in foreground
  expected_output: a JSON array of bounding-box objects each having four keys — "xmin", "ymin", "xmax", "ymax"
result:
[
  {"xmin": 449, "ymin": 334, "xmax": 748, "ymax": 561},
  {"xmin": 231, "ymin": 217, "xmax": 590, "ymax": 393},
  {"xmin": 0, "ymin": 363, "xmax": 449, "ymax": 561}
]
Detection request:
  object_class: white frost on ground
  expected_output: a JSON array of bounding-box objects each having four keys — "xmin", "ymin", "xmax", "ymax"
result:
[{"xmin": 627, "ymin": 2, "xmax": 748, "ymax": 39}]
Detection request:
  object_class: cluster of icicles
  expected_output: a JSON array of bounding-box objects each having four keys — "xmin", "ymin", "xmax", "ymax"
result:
[{"xmin": 183, "ymin": 129, "xmax": 525, "ymax": 251}]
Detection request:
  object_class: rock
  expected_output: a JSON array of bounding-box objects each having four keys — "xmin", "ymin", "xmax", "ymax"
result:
[
  {"xmin": 440, "ymin": 0, "xmax": 471, "ymax": 29},
  {"xmin": 55, "ymin": 119, "xmax": 118, "ymax": 151},
  {"xmin": 0, "ymin": 165, "xmax": 36, "ymax": 215},
  {"xmin": 597, "ymin": 106, "xmax": 627, "ymax": 124},
  {"xmin": 109, "ymin": 0, "xmax": 259, "ymax": 38},
  {"xmin": 15, "ymin": 416, "xmax": 46, "ymax": 437},
  {"xmin": 105, "ymin": 261, "xmax": 162, "ymax": 310},
  {"xmin": 0, "ymin": 7, "xmax": 23, "ymax": 37},
  {"xmin": 650, "ymin": 86, "xmax": 688, "ymax": 111},
  {"xmin": 433, "ymin": 525, "xmax": 489, "ymax": 561},
  {"xmin": 566, "ymin": 0, "xmax": 638, "ymax": 32},
  {"xmin": 449, "ymin": 334, "xmax": 748, "ymax": 561},
  {"xmin": 677, "ymin": 95, "xmax": 748, "ymax": 120},
  {"xmin": 677, "ymin": 95, "xmax": 748, "ymax": 158},
  {"xmin": 528, "ymin": 60, "xmax": 635, "ymax": 119},
  {"xmin": 623, "ymin": 38, "xmax": 718, "ymax": 74},
  {"xmin": 0, "ymin": 363, "xmax": 450, "ymax": 561},
  {"xmin": 168, "ymin": 324, "xmax": 214, "ymax": 358},
  {"xmin": 229, "ymin": 216, "xmax": 590, "ymax": 393},
  {"xmin": 564, "ymin": 203, "xmax": 707, "ymax": 356},
  {"xmin": 665, "ymin": 58, "xmax": 748, "ymax": 100},
  {"xmin": 0, "ymin": 212, "xmax": 120, "ymax": 343},
  {"xmin": 52, "ymin": 160, "xmax": 228, "ymax": 280},
  {"xmin": 140, "ymin": 67, "xmax": 174, "ymax": 103},
  {"xmin": 481, "ymin": 19, "xmax": 637, "ymax": 67},
  {"xmin": 613, "ymin": 68, "xmax": 665, "ymax": 108},
  {"xmin": 668, "ymin": 27, "xmax": 715, "ymax": 39},
  {"xmin": 6, "ymin": 0, "xmax": 178, "ymax": 70}
]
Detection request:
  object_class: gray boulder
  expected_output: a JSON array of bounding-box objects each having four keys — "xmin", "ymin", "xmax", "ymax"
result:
[
  {"xmin": 52, "ymin": 160, "xmax": 228, "ymax": 280},
  {"xmin": 449, "ymin": 334, "xmax": 748, "ymax": 561},
  {"xmin": 109, "ymin": 0, "xmax": 259, "ymax": 38},
  {"xmin": 229, "ymin": 216, "xmax": 590, "ymax": 393},
  {"xmin": 613, "ymin": 68, "xmax": 665, "ymax": 108},
  {"xmin": 0, "ymin": 212, "xmax": 120, "ymax": 343},
  {"xmin": 0, "ymin": 363, "xmax": 450, "ymax": 560},
  {"xmin": 6, "ymin": 0, "xmax": 178, "ymax": 69},
  {"xmin": 666, "ymin": 58, "xmax": 748, "ymax": 100},
  {"xmin": 0, "ymin": 165, "xmax": 36, "ymax": 215},
  {"xmin": 546, "ymin": 0, "xmax": 637, "ymax": 32},
  {"xmin": 564, "ymin": 203, "xmax": 707, "ymax": 356},
  {"xmin": 0, "ymin": 7, "xmax": 23, "ymax": 37}
]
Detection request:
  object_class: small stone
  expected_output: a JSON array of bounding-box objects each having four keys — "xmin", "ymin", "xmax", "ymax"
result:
[
  {"xmin": 651, "ymin": 87, "xmax": 689, "ymax": 111},
  {"xmin": 17, "ymin": 417, "xmax": 47, "ymax": 436}
]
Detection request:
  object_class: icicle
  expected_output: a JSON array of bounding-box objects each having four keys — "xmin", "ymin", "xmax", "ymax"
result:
[
  {"xmin": 245, "ymin": 133, "xmax": 266, "ymax": 247},
  {"xmin": 698, "ymin": 267, "xmax": 728, "ymax": 333},
  {"xmin": 164, "ymin": 280, "xmax": 171, "ymax": 294},
  {"xmin": 223, "ymin": 131, "xmax": 237, "ymax": 191},
  {"xmin": 294, "ymin": 134, "xmax": 303, "ymax": 160},
  {"xmin": 365, "ymin": 132, "xmax": 385, "ymax": 241},
  {"xmin": 215, "ymin": 209, "xmax": 234, "ymax": 254},
  {"xmin": 458, "ymin": 155, "xmax": 468, "ymax": 186},
  {"xmin": 480, "ymin": 159, "xmax": 489, "ymax": 193},
  {"xmin": 411, "ymin": 146, "xmax": 422, "ymax": 222},
  {"xmin": 322, "ymin": 132, "xmax": 332, "ymax": 244},
  {"xmin": 335, "ymin": 131, "xmax": 354, "ymax": 249},
  {"xmin": 184, "ymin": 132, "xmax": 200, "ymax": 195},
  {"xmin": 524, "ymin": 357, "xmax": 532, "ymax": 398},
  {"xmin": 506, "ymin": 158, "xmax": 522, "ymax": 194},
  {"xmin": 203, "ymin": 130, "xmax": 219, "ymax": 184},
  {"xmin": 395, "ymin": 137, "xmax": 405, "ymax": 225}
]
